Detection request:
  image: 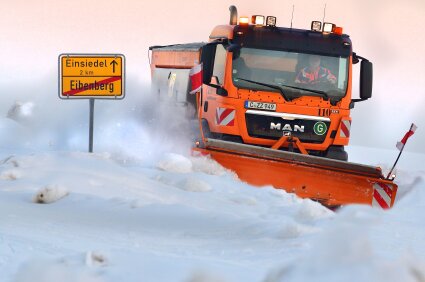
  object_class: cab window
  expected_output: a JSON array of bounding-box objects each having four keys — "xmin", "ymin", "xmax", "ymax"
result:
[{"xmin": 212, "ymin": 44, "xmax": 227, "ymax": 85}]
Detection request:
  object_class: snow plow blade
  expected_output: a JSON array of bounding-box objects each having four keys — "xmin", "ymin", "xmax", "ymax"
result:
[{"xmin": 193, "ymin": 138, "xmax": 397, "ymax": 209}]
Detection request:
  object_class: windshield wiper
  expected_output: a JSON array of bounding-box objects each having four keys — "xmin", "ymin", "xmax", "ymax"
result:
[
  {"xmin": 277, "ymin": 83, "xmax": 330, "ymax": 100},
  {"xmin": 236, "ymin": 77, "xmax": 330, "ymax": 101},
  {"xmin": 235, "ymin": 77, "xmax": 291, "ymax": 101}
]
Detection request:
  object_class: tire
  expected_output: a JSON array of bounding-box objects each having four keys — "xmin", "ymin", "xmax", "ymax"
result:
[{"xmin": 201, "ymin": 119, "xmax": 212, "ymax": 138}]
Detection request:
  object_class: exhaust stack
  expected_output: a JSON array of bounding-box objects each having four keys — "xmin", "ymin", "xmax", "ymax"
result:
[{"xmin": 229, "ymin": 5, "xmax": 238, "ymax": 25}]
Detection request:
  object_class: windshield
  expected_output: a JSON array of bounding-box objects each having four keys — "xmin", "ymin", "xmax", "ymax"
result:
[{"xmin": 232, "ymin": 47, "xmax": 349, "ymax": 100}]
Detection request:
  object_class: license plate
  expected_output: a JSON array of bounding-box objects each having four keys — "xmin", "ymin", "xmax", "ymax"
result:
[{"xmin": 244, "ymin": 101, "xmax": 276, "ymax": 111}]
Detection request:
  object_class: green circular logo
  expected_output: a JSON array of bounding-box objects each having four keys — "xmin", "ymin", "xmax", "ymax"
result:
[{"xmin": 313, "ymin": 122, "xmax": 327, "ymax": 135}]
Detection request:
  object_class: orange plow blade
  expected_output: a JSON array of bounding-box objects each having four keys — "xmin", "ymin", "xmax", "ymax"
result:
[{"xmin": 193, "ymin": 139, "xmax": 397, "ymax": 209}]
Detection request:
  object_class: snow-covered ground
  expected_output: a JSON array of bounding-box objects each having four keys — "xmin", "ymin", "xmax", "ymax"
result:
[{"xmin": 1, "ymin": 95, "xmax": 425, "ymax": 282}]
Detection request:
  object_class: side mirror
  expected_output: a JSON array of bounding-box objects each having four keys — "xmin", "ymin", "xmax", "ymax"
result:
[
  {"xmin": 201, "ymin": 43, "xmax": 217, "ymax": 84},
  {"xmin": 210, "ymin": 77, "xmax": 228, "ymax": 96},
  {"xmin": 201, "ymin": 43, "xmax": 228, "ymax": 97},
  {"xmin": 352, "ymin": 52, "xmax": 359, "ymax": 64},
  {"xmin": 360, "ymin": 60, "xmax": 373, "ymax": 100},
  {"xmin": 216, "ymin": 87, "xmax": 228, "ymax": 96}
]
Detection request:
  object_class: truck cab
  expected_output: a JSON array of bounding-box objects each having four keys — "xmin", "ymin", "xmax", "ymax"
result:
[
  {"xmin": 149, "ymin": 8, "xmax": 373, "ymax": 161},
  {"xmin": 199, "ymin": 16, "xmax": 372, "ymax": 161}
]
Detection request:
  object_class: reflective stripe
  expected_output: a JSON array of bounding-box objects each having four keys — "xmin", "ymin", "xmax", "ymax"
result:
[
  {"xmin": 216, "ymin": 108, "xmax": 235, "ymax": 126},
  {"xmin": 340, "ymin": 120, "xmax": 351, "ymax": 138},
  {"xmin": 372, "ymin": 183, "xmax": 393, "ymax": 209},
  {"xmin": 377, "ymin": 182, "xmax": 393, "ymax": 198}
]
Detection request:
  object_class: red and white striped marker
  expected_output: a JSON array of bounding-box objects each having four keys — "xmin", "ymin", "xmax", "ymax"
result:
[
  {"xmin": 372, "ymin": 182, "xmax": 394, "ymax": 209},
  {"xmin": 396, "ymin": 123, "xmax": 417, "ymax": 151},
  {"xmin": 189, "ymin": 63, "xmax": 203, "ymax": 94},
  {"xmin": 215, "ymin": 108, "xmax": 235, "ymax": 126},
  {"xmin": 386, "ymin": 123, "xmax": 418, "ymax": 179},
  {"xmin": 340, "ymin": 120, "xmax": 351, "ymax": 138}
]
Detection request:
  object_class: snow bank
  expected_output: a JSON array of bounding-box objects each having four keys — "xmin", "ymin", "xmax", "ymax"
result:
[
  {"xmin": 0, "ymin": 155, "xmax": 22, "ymax": 180},
  {"xmin": 178, "ymin": 177, "xmax": 212, "ymax": 192},
  {"xmin": 1, "ymin": 147, "xmax": 423, "ymax": 282},
  {"xmin": 157, "ymin": 153, "xmax": 193, "ymax": 173},
  {"xmin": 0, "ymin": 169, "xmax": 22, "ymax": 180},
  {"xmin": 266, "ymin": 255, "xmax": 425, "ymax": 282},
  {"xmin": 191, "ymin": 155, "xmax": 234, "ymax": 176},
  {"xmin": 185, "ymin": 271, "xmax": 229, "ymax": 282},
  {"xmin": 276, "ymin": 221, "xmax": 319, "ymax": 239},
  {"xmin": 0, "ymin": 149, "xmax": 334, "ymax": 282},
  {"xmin": 14, "ymin": 257, "xmax": 105, "ymax": 282},
  {"xmin": 33, "ymin": 185, "xmax": 69, "ymax": 204},
  {"xmin": 85, "ymin": 251, "xmax": 108, "ymax": 267},
  {"xmin": 266, "ymin": 177, "xmax": 425, "ymax": 282}
]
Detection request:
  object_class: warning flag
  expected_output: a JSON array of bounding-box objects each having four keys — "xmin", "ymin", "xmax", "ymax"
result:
[
  {"xmin": 396, "ymin": 123, "xmax": 417, "ymax": 151},
  {"xmin": 189, "ymin": 63, "xmax": 203, "ymax": 94}
]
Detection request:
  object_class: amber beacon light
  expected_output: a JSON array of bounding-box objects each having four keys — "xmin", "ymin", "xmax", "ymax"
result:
[
  {"xmin": 251, "ymin": 15, "xmax": 265, "ymax": 25},
  {"xmin": 239, "ymin": 16, "xmax": 249, "ymax": 25}
]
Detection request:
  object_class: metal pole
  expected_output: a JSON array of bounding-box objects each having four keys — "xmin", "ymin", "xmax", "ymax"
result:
[
  {"xmin": 386, "ymin": 147, "xmax": 403, "ymax": 179},
  {"xmin": 89, "ymin": 98, "xmax": 95, "ymax": 153},
  {"xmin": 386, "ymin": 123, "xmax": 415, "ymax": 179}
]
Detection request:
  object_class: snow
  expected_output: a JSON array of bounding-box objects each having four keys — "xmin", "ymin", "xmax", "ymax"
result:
[
  {"xmin": 157, "ymin": 153, "xmax": 193, "ymax": 174},
  {"xmin": 0, "ymin": 140, "xmax": 331, "ymax": 281},
  {"xmin": 1, "ymin": 124, "xmax": 424, "ymax": 281},
  {"xmin": 0, "ymin": 87, "xmax": 424, "ymax": 281},
  {"xmin": 33, "ymin": 185, "xmax": 69, "ymax": 204}
]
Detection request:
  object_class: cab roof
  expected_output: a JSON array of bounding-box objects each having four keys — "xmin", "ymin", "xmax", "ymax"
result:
[{"xmin": 210, "ymin": 24, "xmax": 352, "ymax": 57}]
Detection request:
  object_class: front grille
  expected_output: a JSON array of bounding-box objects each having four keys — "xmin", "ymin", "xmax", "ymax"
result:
[{"xmin": 245, "ymin": 113, "xmax": 329, "ymax": 143}]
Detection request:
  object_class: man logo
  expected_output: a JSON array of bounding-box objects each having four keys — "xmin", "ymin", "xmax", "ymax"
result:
[{"xmin": 270, "ymin": 123, "xmax": 305, "ymax": 132}]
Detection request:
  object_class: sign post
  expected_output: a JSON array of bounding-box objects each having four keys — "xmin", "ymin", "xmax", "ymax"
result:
[
  {"xmin": 89, "ymin": 98, "xmax": 95, "ymax": 153},
  {"xmin": 58, "ymin": 54, "xmax": 125, "ymax": 152}
]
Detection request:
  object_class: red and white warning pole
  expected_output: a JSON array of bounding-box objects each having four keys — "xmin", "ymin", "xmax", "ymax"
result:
[
  {"xmin": 189, "ymin": 63, "xmax": 203, "ymax": 94},
  {"xmin": 386, "ymin": 123, "xmax": 417, "ymax": 179}
]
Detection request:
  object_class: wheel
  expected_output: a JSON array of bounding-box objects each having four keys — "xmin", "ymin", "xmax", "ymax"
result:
[{"xmin": 201, "ymin": 119, "xmax": 212, "ymax": 138}]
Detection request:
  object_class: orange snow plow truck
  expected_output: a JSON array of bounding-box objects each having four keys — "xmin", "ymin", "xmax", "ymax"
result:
[{"xmin": 149, "ymin": 6, "xmax": 398, "ymax": 209}]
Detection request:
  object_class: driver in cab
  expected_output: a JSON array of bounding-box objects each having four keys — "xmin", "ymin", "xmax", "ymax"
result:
[{"xmin": 295, "ymin": 55, "xmax": 336, "ymax": 85}]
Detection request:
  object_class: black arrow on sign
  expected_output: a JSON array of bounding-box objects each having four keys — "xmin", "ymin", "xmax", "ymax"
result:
[{"xmin": 110, "ymin": 60, "xmax": 118, "ymax": 73}]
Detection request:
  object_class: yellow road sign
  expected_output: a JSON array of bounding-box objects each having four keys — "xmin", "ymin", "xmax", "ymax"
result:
[{"xmin": 59, "ymin": 54, "xmax": 125, "ymax": 99}]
